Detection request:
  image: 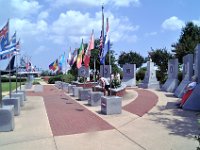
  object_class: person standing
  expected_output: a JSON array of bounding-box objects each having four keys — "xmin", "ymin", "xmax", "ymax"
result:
[{"xmin": 99, "ymin": 76, "xmax": 110, "ymax": 95}]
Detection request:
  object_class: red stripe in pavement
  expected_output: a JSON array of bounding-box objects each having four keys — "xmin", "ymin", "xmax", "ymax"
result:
[
  {"xmin": 123, "ymin": 89, "xmax": 158, "ymax": 117},
  {"xmin": 27, "ymin": 85, "xmax": 114, "ymax": 136}
]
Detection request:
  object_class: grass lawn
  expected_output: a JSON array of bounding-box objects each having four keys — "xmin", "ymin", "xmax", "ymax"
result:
[{"xmin": 2, "ymin": 82, "xmax": 23, "ymax": 92}]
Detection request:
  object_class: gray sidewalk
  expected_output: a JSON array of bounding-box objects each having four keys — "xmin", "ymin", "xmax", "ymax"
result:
[{"xmin": 0, "ymin": 87, "xmax": 199, "ymax": 150}]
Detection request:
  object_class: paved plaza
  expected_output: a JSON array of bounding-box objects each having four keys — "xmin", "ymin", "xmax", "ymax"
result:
[{"xmin": 0, "ymin": 82, "xmax": 199, "ymax": 150}]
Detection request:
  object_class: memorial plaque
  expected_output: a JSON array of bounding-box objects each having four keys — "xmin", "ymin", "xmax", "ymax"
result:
[
  {"xmin": 78, "ymin": 66, "xmax": 89, "ymax": 77},
  {"xmin": 162, "ymin": 58, "xmax": 179, "ymax": 92},
  {"xmin": 122, "ymin": 64, "xmax": 136, "ymax": 87},
  {"xmin": 100, "ymin": 65, "xmax": 111, "ymax": 78}
]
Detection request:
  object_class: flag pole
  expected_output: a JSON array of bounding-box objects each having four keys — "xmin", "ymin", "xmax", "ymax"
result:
[
  {"xmin": 0, "ymin": 71, "xmax": 2, "ymax": 108},
  {"xmin": 9, "ymin": 57, "xmax": 11, "ymax": 98},
  {"xmin": 19, "ymin": 55, "xmax": 22, "ymax": 90},
  {"xmin": 94, "ymin": 57, "xmax": 96, "ymax": 82},
  {"xmin": 107, "ymin": 18, "xmax": 112, "ymax": 96},
  {"xmin": 102, "ymin": 4, "xmax": 105, "ymax": 77},
  {"xmin": 15, "ymin": 52, "xmax": 18, "ymax": 93}
]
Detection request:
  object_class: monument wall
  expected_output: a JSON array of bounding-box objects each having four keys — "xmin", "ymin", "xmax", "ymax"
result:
[{"xmin": 122, "ymin": 64, "xmax": 136, "ymax": 87}]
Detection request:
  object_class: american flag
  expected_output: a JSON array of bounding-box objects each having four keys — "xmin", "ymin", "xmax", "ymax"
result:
[{"xmin": 0, "ymin": 21, "xmax": 9, "ymax": 52}]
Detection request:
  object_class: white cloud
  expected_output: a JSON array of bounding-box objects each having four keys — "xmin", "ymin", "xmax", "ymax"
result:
[
  {"xmin": 10, "ymin": 18, "xmax": 48, "ymax": 39},
  {"xmin": 50, "ymin": 10, "xmax": 139, "ymax": 45},
  {"xmin": 38, "ymin": 11, "xmax": 49, "ymax": 20},
  {"xmin": 51, "ymin": 0, "xmax": 140, "ymax": 7},
  {"xmin": 11, "ymin": 0, "xmax": 42, "ymax": 16},
  {"xmin": 34, "ymin": 45, "xmax": 48, "ymax": 55},
  {"xmin": 162, "ymin": 16, "xmax": 185, "ymax": 31},
  {"xmin": 112, "ymin": 0, "xmax": 140, "ymax": 7}
]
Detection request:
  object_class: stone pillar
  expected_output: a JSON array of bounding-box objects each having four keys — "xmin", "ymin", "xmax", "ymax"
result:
[
  {"xmin": 138, "ymin": 61, "xmax": 160, "ymax": 89},
  {"xmin": 78, "ymin": 66, "xmax": 90, "ymax": 82},
  {"xmin": 183, "ymin": 44, "xmax": 200, "ymax": 111},
  {"xmin": 174, "ymin": 54, "xmax": 193, "ymax": 97},
  {"xmin": 0, "ymin": 105, "xmax": 15, "ymax": 131},
  {"xmin": 122, "ymin": 64, "xmax": 136, "ymax": 87},
  {"xmin": 101, "ymin": 96, "xmax": 122, "ymax": 115},
  {"xmin": 100, "ymin": 65, "xmax": 111, "ymax": 78},
  {"xmin": 162, "ymin": 58, "xmax": 179, "ymax": 92}
]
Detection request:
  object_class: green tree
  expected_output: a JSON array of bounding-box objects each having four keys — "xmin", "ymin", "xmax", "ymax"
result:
[
  {"xmin": 172, "ymin": 22, "xmax": 200, "ymax": 63},
  {"xmin": 118, "ymin": 51, "xmax": 144, "ymax": 68},
  {"xmin": 149, "ymin": 48, "xmax": 173, "ymax": 83}
]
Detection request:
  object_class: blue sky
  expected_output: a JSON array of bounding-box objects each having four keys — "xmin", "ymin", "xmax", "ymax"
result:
[{"xmin": 0, "ymin": 0, "xmax": 200, "ymax": 70}]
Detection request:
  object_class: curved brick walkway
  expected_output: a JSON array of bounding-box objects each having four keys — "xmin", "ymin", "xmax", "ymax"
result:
[
  {"xmin": 123, "ymin": 89, "xmax": 158, "ymax": 117},
  {"xmin": 27, "ymin": 85, "xmax": 114, "ymax": 136}
]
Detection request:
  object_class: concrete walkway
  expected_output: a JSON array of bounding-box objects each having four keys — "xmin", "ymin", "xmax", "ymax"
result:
[{"xmin": 0, "ymin": 85, "xmax": 199, "ymax": 150}]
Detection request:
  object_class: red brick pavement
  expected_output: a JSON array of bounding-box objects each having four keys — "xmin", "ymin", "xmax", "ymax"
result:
[
  {"xmin": 27, "ymin": 85, "xmax": 114, "ymax": 136},
  {"xmin": 123, "ymin": 89, "xmax": 158, "ymax": 117}
]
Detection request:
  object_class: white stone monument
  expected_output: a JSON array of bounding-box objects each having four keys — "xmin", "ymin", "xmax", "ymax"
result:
[
  {"xmin": 174, "ymin": 54, "xmax": 193, "ymax": 97},
  {"xmin": 162, "ymin": 58, "xmax": 179, "ymax": 92},
  {"xmin": 138, "ymin": 61, "xmax": 160, "ymax": 89},
  {"xmin": 100, "ymin": 65, "xmax": 111, "ymax": 78},
  {"xmin": 183, "ymin": 44, "xmax": 200, "ymax": 111},
  {"xmin": 78, "ymin": 66, "xmax": 90, "ymax": 81},
  {"xmin": 122, "ymin": 64, "xmax": 136, "ymax": 87}
]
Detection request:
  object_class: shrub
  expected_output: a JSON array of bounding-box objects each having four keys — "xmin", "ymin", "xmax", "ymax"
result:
[
  {"xmin": 48, "ymin": 77, "xmax": 55, "ymax": 84},
  {"xmin": 48, "ymin": 73, "xmax": 75, "ymax": 84},
  {"xmin": 136, "ymin": 67, "xmax": 146, "ymax": 81},
  {"xmin": 156, "ymin": 70, "xmax": 167, "ymax": 84},
  {"xmin": 62, "ymin": 73, "xmax": 75, "ymax": 83},
  {"xmin": 78, "ymin": 77, "xmax": 84, "ymax": 83},
  {"xmin": 33, "ymin": 81, "xmax": 40, "ymax": 85},
  {"xmin": 178, "ymin": 71, "xmax": 183, "ymax": 82},
  {"xmin": 111, "ymin": 78, "xmax": 121, "ymax": 88}
]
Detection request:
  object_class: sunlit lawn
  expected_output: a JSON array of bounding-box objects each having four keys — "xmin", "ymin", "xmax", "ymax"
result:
[{"xmin": 2, "ymin": 82, "xmax": 23, "ymax": 92}]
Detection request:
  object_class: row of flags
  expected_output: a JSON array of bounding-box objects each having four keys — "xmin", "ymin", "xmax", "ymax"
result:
[
  {"xmin": 49, "ymin": 53, "xmax": 66, "ymax": 73},
  {"xmin": 49, "ymin": 17, "xmax": 110, "ymax": 73},
  {"xmin": 48, "ymin": 30, "xmax": 95, "ymax": 72},
  {"xmin": 0, "ymin": 20, "xmax": 20, "ymax": 61}
]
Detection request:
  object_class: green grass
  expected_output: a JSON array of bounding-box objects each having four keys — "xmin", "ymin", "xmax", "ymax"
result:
[{"xmin": 2, "ymin": 82, "xmax": 22, "ymax": 92}]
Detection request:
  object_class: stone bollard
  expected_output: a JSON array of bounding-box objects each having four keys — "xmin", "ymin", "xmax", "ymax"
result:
[
  {"xmin": 0, "ymin": 105, "xmax": 15, "ymax": 131},
  {"xmin": 79, "ymin": 89, "xmax": 92, "ymax": 101},
  {"xmin": 2, "ymin": 98, "xmax": 21, "ymax": 116},
  {"xmin": 68, "ymin": 85, "xmax": 76, "ymax": 93},
  {"xmin": 88, "ymin": 92, "xmax": 104, "ymax": 106},
  {"xmin": 11, "ymin": 92, "xmax": 25, "ymax": 107},
  {"xmin": 73, "ymin": 87, "xmax": 83, "ymax": 97},
  {"xmin": 101, "ymin": 96, "xmax": 122, "ymax": 115}
]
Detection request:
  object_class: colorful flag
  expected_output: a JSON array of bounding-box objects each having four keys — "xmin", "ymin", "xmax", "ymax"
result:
[
  {"xmin": 26, "ymin": 62, "xmax": 31, "ymax": 71},
  {"xmin": 0, "ymin": 52, "xmax": 14, "ymax": 60},
  {"xmin": 49, "ymin": 62, "xmax": 54, "ymax": 70},
  {"xmin": 76, "ymin": 39, "xmax": 84, "ymax": 69},
  {"xmin": 53, "ymin": 59, "xmax": 58, "ymax": 71},
  {"xmin": 84, "ymin": 30, "xmax": 94, "ymax": 68},
  {"xmin": 67, "ymin": 47, "xmax": 71, "ymax": 65},
  {"xmin": 0, "ymin": 21, "xmax": 9, "ymax": 52},
  {"xmin": 4, "ymin": 32, "xmax": 17, "ymax": 52},
  {"xmin": 49, "ymin": 59, "xmax": 58, "ymax": 71},
  {"xmin": 69, "ymin": 48, "xmax": 77, "ymax": 66},
  {"xmin": 14, "ymin": 39, "xmax": 20, "ymax": 55},
  {"xmin": 58, "ymin": 53, "xmax": 65, "ymax": 73},
  {"xmin": 100, "ymin": 18, "xmax": 110, "ymax": 64},
  {"xmin": 0, "ymin": 32, "xmax": 19, "ymax": 60}
]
